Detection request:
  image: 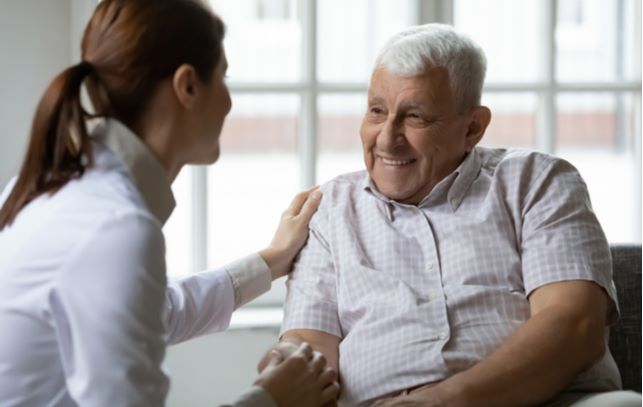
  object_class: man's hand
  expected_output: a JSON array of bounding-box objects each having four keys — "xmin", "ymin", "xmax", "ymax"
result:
[
  {"xmin": 260, "ymin": 330, "xmax": 341, "ymax": 373},
  {"xmin": 254, "ymin": 342, "xmax": 340, "ymax": 407},
  {"xmin": 257, "ymin": 341, "xmax": 302, "ymax": 373}
]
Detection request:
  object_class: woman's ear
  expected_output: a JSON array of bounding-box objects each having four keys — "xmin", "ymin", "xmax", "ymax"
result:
[
  {"xmin": 465, "ymin": 106, "xmax": 491, "ymax": 152},
  {"xmin": 172, "ymin": 64, "xmax": 199, "ymax": 110}
]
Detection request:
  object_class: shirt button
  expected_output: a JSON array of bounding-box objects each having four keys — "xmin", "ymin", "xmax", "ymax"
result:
[
  {"xmin": 426, "ymin": 261, "xmax": 434, "ymax": 270},
  {"xmin": 438, "ymin": 332, "xmax": 448, "ymax": 340}
]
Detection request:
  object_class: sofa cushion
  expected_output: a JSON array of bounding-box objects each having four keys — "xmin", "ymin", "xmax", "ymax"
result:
[{"xmin": 608, "ymin": 244, "xmax": 641, "ymax": 392}]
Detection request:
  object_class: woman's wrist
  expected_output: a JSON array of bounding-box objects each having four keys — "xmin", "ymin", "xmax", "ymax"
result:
[{"xmin": 259, "ymin": 246, "xmax": 292, "ymax": 281}]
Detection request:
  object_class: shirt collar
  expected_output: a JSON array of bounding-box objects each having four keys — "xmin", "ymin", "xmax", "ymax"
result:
[
  {"xmin": 89, "ymin": 118, "xmax": 176, "ymax": 224},
  {"xmin": 362, "ymin": 147, "xmax": 482, "ymax": 212},
  {"xmin": 445, "ymin": 147, "xmax": 482, "ymax": 211}
]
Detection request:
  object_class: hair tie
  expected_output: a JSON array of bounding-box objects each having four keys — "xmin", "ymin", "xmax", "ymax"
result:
[{"xmin": 78, "ymin": 60, "xmax": 94, "ymax": 73}]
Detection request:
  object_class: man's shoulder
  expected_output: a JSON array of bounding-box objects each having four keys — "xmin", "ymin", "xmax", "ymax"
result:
[
  {"xmin": 476, "ymin": 146, "xmax": 588, "ymax": 208},
  {"xmin": 477, "ymin": 146, "xmax": 570, "ymax": 177},
  {"xmin": 319, "ymin": 170, "xmax": 369, "ymax": 199},
  {"xmin": 308, "ymin": 170, "xmax": 369, "ymax": 227}
]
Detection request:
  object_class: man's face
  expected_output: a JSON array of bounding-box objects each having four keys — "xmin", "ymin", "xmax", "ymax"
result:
[{"xmin": 360, "ymin": 66, "xmax": 474, "ymax": 205}]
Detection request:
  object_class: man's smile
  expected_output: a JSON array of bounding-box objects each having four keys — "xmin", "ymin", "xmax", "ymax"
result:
[{"xmin": 377, "ymin": 155, "xmax": 417, "ymax": 167}]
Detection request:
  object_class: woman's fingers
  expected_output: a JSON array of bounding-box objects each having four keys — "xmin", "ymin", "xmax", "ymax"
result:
[
  {"xmin": 318, "ymin": 365, "xmax": 339, "ymax": 405},
  {"xmin": 297, "ymin": 189, "xmax": 323, "ymax": 220},
  {"xmin": 266, "ymin": 349, "xmax": 283, "ymax": 367},
  {"xmin": 293, "ymin": 342, "xmax": 314, "ymax": 361},
  {"xmin": 284, "ymin": 186, "xmax": 320, "ymax": 217},
  {"xmin": 318, "ymin": 365, "xmax": 337, "ymax": 387},
  {"xmin": 320, "ymin": 377, "xmax": 341, "ymax": 404},
  {"xmin": 311, "ymin": 350, "xmax": 327, "ymax": 373}
]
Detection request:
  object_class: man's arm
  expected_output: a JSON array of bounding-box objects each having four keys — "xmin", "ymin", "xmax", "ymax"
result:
[
  {"xmin": 258, "ymin": 329, "xmax": 341, "ymax": 373},
  {"xmin": 378, "ymin": 280, "xmax": 608, "ymax": 407}
]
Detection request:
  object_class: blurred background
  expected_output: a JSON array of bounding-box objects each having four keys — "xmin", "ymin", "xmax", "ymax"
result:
[{"xmin": 0, "ymin": 0, "xmax": 640, "ymax": 405}]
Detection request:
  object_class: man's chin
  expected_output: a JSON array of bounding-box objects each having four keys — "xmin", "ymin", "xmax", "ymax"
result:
[{"xmin": 376, "ymin": 184, "xmax": 418, "ymax": 204}]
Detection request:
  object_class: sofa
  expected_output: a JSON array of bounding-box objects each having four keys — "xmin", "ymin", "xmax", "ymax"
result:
[{"xmin": 608, "ymin": 244, "xmax": 641, "ymax": 392}]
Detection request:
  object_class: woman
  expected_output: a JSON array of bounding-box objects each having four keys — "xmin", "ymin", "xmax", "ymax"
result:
[{"xmin": 0, "ymin": 1, "xmax": 339, "ymax": 406}]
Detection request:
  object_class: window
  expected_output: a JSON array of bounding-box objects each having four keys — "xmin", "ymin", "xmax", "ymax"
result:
[
  {"xmin": 164, "ymin": 0, "xmax": 642, "ymax": 308},
  {"xmin": 454, "ymin": 0, "xmax": 641, "ymax": 243}
]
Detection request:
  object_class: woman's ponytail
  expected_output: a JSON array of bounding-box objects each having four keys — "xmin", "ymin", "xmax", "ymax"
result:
[
  {"xmin": 0, "ymin": 0, "xmax": 226, "ymax": 230},
  {"xmin": 0, "ymin": 61, "xmax": 94, "ymax": 229}
]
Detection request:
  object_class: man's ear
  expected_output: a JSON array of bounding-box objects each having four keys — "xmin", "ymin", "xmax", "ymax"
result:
[
  {"xmin": 172, "ymin": 64, "xmax": 199, "ymax": 110},
  {"xmin": 464, "ymin": 106, "xmax": 491, "ymax": 152}
]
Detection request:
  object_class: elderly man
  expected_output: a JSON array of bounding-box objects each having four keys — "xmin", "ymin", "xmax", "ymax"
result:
[{"xmin": 260, "ymin": 24, "xmax": 641, "ymax": 406}]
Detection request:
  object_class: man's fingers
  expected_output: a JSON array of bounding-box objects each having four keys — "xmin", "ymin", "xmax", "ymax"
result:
[{"xmin": 284, "ymin": 186, "xmax": 319, "ymax": 216}]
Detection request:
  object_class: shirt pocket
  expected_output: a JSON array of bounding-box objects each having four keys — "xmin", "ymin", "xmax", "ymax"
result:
[{"xmin": 336, "ymin": 260, "xmax": 425, "ymax": 323}]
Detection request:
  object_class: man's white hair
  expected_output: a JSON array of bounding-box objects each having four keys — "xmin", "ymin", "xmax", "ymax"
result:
[{"xmin": 374, "ymin": 23, "xmax": 487, "ymax": 113}]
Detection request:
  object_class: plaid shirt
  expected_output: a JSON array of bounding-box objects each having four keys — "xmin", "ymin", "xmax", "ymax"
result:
[{"xmin": 281, "ymin": 146, "xmax": 621, "ymax": 405}]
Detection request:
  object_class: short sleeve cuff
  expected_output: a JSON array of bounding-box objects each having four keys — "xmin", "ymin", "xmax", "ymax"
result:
[{"xmin": 225, "ymin": 253, "xmax": 272, "ymax": 309}]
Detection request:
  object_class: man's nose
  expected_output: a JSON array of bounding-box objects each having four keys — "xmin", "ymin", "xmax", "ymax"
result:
[{"xmin": 377, "ymin": 116, "xmax": 405, "ymax": 151}]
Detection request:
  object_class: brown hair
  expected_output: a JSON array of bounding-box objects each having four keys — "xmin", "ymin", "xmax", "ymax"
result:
[{"xmin": 0, "ymin": 0, "xmax": 225, "ymax": 229}]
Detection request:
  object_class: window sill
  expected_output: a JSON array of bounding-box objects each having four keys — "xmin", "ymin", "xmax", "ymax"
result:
[{"xmin": 229, "ymin": 307, "xmax": 283, "ymax": 331}]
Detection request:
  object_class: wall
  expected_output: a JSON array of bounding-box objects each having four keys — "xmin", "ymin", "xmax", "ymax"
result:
[
  {"xmin": 0, "ymin": 0, "xmax": 71, "ymax": 187},
  {"xmin": 166, "ymin": 328, "xmax": 280, "ymax": 406}
]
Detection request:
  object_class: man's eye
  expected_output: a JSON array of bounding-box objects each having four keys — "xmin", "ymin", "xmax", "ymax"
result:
[
  {"xmin": 369, "ymin": 107, "xmax": 383, "ymax": 115},
  {"xmin": 405, "ymin": 113, "xmax": 428, "ymax": 126}
]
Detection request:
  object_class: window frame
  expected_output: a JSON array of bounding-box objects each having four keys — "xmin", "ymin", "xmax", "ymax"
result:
[{"xmin": 189, "ymin": 0, "xmax": 641, "ymax": 295}]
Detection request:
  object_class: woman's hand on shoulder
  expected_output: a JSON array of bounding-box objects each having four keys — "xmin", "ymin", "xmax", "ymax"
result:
[{"xmin": 259, "ymin": 187, "xmax": 322, "ymax": 280}]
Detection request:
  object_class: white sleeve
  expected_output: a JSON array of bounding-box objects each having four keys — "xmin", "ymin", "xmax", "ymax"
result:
[
  {"xmin": 51, "ymin": 212, "xmax": 169, "ymax": 406},
  {"xmin": 165, "ymin": 252, "xmax": 272, "ymax": 345}
]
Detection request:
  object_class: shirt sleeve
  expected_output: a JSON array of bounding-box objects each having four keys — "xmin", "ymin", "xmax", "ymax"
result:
[
  {"xmin": 50, "ymin": 212, "xmax": 169, "ymax": 406},
  {"xmin": 281, "ymin": 210, "xmax": 342, "ymax": 338},
  {"xmin": 520, "ymin": 157, "xmax": 619, "ymax": 323},
  {"xmin": 219, "ymin": 386, "xmax": 277, "ymax": 407},
  {"xmin": 165, "ymin": 252, "xmax": 272, "ymax": 345}
]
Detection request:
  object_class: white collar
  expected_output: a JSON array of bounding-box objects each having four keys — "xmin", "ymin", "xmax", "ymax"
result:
[{"xmin": 89, "ymin": 118, "xmax": 176, "ymax": 224}]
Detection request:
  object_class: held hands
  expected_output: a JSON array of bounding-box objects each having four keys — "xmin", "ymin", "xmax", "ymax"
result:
[
  {"xmin": 259, "ymin": 187, "xmax": 323, "ymax": 280},
  {"xmin": 254, "ymin": 342, "xmax": 340, "ymax": 407}
]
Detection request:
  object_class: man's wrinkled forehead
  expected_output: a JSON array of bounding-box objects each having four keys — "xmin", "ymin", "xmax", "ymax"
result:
[{"xmin": 367, "ymin": 66, "xmax": 454, "ymax": 108}]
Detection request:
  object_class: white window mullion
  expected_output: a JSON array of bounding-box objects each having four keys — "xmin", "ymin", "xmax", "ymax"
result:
[
  {"xmin": 300, "ymin": 0, "xmax": 317, "ymax": 188},
  {"xmin": 634, "ymin": 93, "xmax": 642, "ymax": 242},
  {"xmin": 614, "ymin": 0, "xmax": 627, "ymax": 151},
  {"xmin": 418, "ymin": 0, "xmax": 453, "ymax": 24},
  {"xmin": 537, "ymin": 0, "xmax": 557, "ymax": 154},
  {"xmin": 191, "ymin": 166, "xmax": 208, "ymax": 273}
]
